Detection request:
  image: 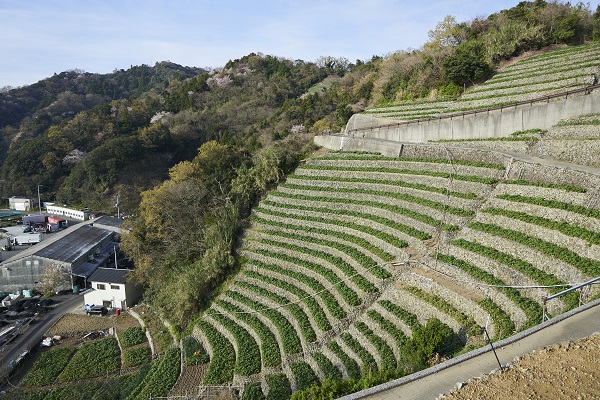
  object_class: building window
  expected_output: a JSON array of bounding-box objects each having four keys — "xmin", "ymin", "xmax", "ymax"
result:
[
  {"xmin": 110, "ymin": 284, "xmax": 119, "ymax": 290},
  {"xmin": 97, "ymin": 283, "xmax": 106, "ymax": 290}
]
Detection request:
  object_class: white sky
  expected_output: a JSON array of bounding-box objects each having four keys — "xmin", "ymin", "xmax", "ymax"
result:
[{"xmin": 2, "ymin": 0, "xmax": 598, "ymax": 88}]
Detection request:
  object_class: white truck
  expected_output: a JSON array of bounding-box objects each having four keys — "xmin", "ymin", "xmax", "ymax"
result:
[{"xmin": 12, "ymin": 233, "xmax": 42, "ymax": 245}]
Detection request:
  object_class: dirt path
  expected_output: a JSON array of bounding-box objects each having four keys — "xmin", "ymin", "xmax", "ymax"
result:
[{"xmin": 442, "ymin": 333, "xmax": 600, "ymax": 399}]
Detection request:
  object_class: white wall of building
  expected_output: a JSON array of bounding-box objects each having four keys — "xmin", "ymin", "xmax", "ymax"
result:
[
  {"xmin": 45, "ymin": 203, "xmax": 89, "ymax": 220},
  {"xmin": 84, "ymin": 280, "xmax": 142, "ymax": 309}
]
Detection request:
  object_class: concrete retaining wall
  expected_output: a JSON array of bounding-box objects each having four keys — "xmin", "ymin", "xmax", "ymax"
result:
[{"xmin": 340, "ymin": 90, "xmax": 600, "ymax": 144}]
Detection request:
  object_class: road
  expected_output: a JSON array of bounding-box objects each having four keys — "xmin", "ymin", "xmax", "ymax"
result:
[
  {"xmin": 0, "ymin": 293, "xmax": 83, "ymax": 383},
  {"xmin": 341, "ymin": 301, "xmax": 600, "ymax": 399}
]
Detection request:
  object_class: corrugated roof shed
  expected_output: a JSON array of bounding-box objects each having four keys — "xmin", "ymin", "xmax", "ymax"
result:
[
  {"xmin": 89, "ymin": 268, "xmax": 130, "ymax": 284},
  {"xmin": 34, "ymin": 225, "xmax": 114, "ymax": 265}
]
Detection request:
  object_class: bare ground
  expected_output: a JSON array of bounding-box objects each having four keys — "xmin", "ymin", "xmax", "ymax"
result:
[{"xmin": 441, "ymin": 332, "xmax": 600, "ymax": 399}]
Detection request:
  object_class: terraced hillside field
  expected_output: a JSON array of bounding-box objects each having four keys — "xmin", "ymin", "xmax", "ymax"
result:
[
  {"xmin": 362, "ymin": 42, "xmax": 600, "ymax": 121},
  {"xmin": 184, "ymin": 144, "xmax": 600, "ymax": 399}
]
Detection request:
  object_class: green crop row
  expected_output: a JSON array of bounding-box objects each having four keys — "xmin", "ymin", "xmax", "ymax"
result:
[
  {"xmin": 478, "ymin": 298, "xmax": 515, "ymax": 340},
  {"xmin": 402, "ymin": 285, "xmax": 480, "ymax": 335},
  {"xmin": 198, "ymin": 320, "xmax": 235, "ymax": 384},
  {"xmin": 257, "ymin": 225, "xmax": 391, "ymax": 280},
  {"xmin": 206, "ymin": 310, "xmax": 262, "ymax": 376},
  {"xmin": 377, "ymin": 300, "xmax": 421, "ymax": 331},
  {"xmin": 502, "ymin": 180, "xmax": 586, "ymax": 193},
  {"xmin": 21, "ymin": 347, "xmax": 76, "ymax": 387},
  {"xmin": 292, "ymin": 170, "xmax": 498, "ymax": 196},
  {"xmin": 468, "ymin": 70, "xmax": 590, "ymax": 93},
  {"xmin": 434, "ymin": 253, "xmax": 542, "ymax": 328},
  {"xmin": 367, "ymin": 309, "xmax": 409, "ymax": 349},
  {"xmin": 281, "ymin": 181, "xmax": 478, "ymax": 211},
  {"xmin": 481, "ymin": 207, "xmax": 600, "ymax": 245},
  {"xmin": 251, "ymin": 213, "xmax": 394, "ymax": 264},
  {"xmin": 298, "ymin": 164, "xmax": 498, "ymax": 192},
  {"xmin": 290, "ymin": 362, "xmax": 319, "ymax": 391},
  {"xmin": 253, "ymin": 206, "xmax": 408, "ymax": 250},
  {"xmin": 453, "ymin": 238, "xmax": 574, "ymax": 297},
  {"xmin": 238, "ymin": 273, "xmax": 331, "ymax": 332},
  {"xmin": 354, "ymin": 322, "xmax": 397, "ymax": 370},
  {"xmin": 478, "ymin": 59, "xmax": 600, "ymax": 85},
  {"xmin": 253, "ymin": 235, "xmax": 378, "ymax": 293},
  {"xmin": 261, "ymin": 199, "xmax": 432, "ymax": 241},
  {"xmin": 495, "ymin": 194, "xmax": 600, "ymax": 219},
  {"xmin": 122, "ymin": 346, "xmax": 151, "ymax": 368},
  {"xmin": 432, "ymin": 136, "xmax": 539, "ymax": 143},
  {"xmin": 128, "ymin": 347, "xmax": 180, "ymax": 400},
  {"xmin": 468, "ymin": 221, "xmax": 600, "ymax": 277},
  {"xmin": 182, "ymin": 336, "xmax": 209, "ymax": 366},
  {"xmin": 58, "ymin": 337, "xmax": 121, "ymax": 382},
  {"xmin": 214, "ymin": 298, "xmax": 282, "ymax": 367},
  {"xmin": 226, "ymin": 290, "xmax": 304, "ymax": 353},
  {"xmin": 232, "ymin": 281, "xmax": 317, "ymax": 343},
  {"xmin": 243, "ymin": 256, "xmax": 346, "ymax": 319},
  {"xmin": 327, "ymin": 341, "xmax": 361, "ymax": 380},
  {"xmin": 312, "ymin": 352, "xmax": 343, "ymax": 381},
  {"xmin": 312, "ymin": 155, "xmax": 505, "ymax": 170},
  {"xmin": 251, "ymin": 247, "xmax": 362, "ymax": 307},
  {"xmin": 119, "ymin": 327, "xmax": 146, "ymax": 348},
  {"xmin": 241, "ymin": 382, "xmax": 265, "ymax": 400},
  {"xmin": 456, "ymin": 81, "xmax": 582, "ymax": 102},
  {"xmin": 269, "ymin": 191, "xmax": 460, "ymax": 231},
  {"xmin": 498, "ymin": 42, "xmax": 600, "ymax": 69},
  {"xmin": 341, "ymin": 333, "xmax": 378, "ymax": 373},
  {"xmin": 267, "ymin": 374, "xmax": 293, "ymax": 399}
]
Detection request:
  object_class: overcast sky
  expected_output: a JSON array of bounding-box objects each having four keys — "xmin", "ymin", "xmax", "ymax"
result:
[{"xmin": 2, "ymin": 0, "xmax": 599, "ymax": 88}]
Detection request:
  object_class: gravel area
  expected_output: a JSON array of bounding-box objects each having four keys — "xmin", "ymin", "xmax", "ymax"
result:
[{"xmin": 441, "ymin": 333, "xmax": 600, "ymax": 400}]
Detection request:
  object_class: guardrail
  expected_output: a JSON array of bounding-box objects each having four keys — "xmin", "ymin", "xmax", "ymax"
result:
[{"xmin": 347, "ymin": 84, "xmax": 600, "ymax": 134}]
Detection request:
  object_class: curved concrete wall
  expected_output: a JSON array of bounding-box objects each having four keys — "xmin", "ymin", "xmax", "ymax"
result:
[{"xmin": 337, "ymin": 90, "xmax": 600, "ymax": 145}]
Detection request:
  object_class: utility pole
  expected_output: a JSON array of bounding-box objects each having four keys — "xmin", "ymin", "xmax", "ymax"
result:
[
  {"xmin": 37, "ymin": 184, "xmax": 43, "ymax": 213},
  {"xmin": 114, "ymin": 194, "xmax": 120, "ymax": 218}
]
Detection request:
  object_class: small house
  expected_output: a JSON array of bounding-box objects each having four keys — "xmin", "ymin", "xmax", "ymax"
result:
[
  {"xmin": 9, "ymin": 197, "xmax": 38, "ymax": 212},
  {"xmin": 84, "ymin": 268, "xmax": 141, "ymax": 310}
]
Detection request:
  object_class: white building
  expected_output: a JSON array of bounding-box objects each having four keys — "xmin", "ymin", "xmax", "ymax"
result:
[
  {"xmin": 44, "ymin": 203, "xmax": 89, "ymax": 221},
  {"xmin": 84, "ymin": 268, "xmax": 142, "ymax": 310},
  {"xmin": 9, "ymin": 197, "xmax": 38, "ymax": 212}
]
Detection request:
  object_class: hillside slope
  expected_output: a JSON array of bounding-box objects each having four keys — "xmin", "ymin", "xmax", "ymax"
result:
[{"xmin": 183, "ymin": 122, "xmax": 600, "ymax": 398}]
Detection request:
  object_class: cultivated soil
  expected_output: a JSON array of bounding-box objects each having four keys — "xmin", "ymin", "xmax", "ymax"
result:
[{"xmin": 441, "ymin": 332, "xmax": 600, "ymax": 399}]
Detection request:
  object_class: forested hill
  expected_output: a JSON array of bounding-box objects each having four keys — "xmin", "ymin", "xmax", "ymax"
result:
[
  {"xmin": 1, "ymin": 0, "xmax": 600, "ymax": 216},
  {"xmin": 0, "ymin": 56, "xmax": 339, "ymax": 212}
]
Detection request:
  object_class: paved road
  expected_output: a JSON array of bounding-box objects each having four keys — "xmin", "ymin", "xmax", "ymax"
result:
[
  {"xmin": 0, "ymin": 294, "xmax": 83, "ymax": 382},
  {"xmin": 342, "ymin": 301, "xmax": 600, "ymax": 400}
]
